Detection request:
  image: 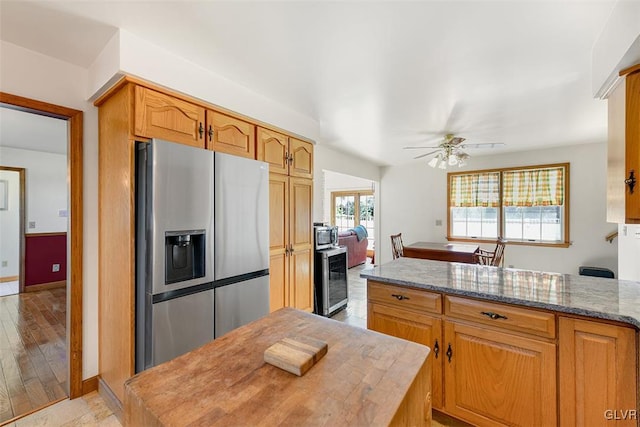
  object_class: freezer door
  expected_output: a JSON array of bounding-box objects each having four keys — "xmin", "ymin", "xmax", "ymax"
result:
[
  {"xmin": 148, "ymin": 139, "xmax": 215, "ymax": 295},
  {"xmin": 151, "ymin": 289, "xmax": 215, "ymax": 368},
  {"xmin": 214, "ymin": 153, "xmax": 269, "ymax": 279},
  {"xmin": 214, "ymin": 275, "xmax": 269, "ymax": 338}
]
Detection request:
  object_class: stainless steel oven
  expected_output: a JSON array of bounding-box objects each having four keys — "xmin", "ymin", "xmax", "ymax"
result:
[{"xmin": 314, "ymin": 245, "xmax": 348, "ymax": 316}]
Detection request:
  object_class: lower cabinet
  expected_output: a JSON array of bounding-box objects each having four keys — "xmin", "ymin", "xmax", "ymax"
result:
[
  {"xmin": 368, "ymin": 302, "xmax": 443, "ymax": 409},
  {"xmin": 367, "ymin": 280, "xmax": 639, "ymax": 427},
  {"xmin": 558, "ymin": 317, "xmax": 638, "ymax": 426},
  {"xmin": 443, "ymin": 321, "xmax": 557, "ymax": 426}
]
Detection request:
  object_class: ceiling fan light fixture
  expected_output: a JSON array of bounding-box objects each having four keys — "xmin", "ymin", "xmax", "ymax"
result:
[
  {"xmin": 438, "ymin": 159, "xmax": 448, "ymax": 169},
  {"xmin": 448, "ymin": 154, "xmax": 459, "ymax": 166},
  {"xmin": 428, "ymin": 155, "xmax": 439, "ymax": 168}
]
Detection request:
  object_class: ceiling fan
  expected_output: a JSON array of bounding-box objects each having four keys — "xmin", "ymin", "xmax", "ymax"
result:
[{"xmin": 403, "ymin": 134, "xmax": 505, "ymax": 169}]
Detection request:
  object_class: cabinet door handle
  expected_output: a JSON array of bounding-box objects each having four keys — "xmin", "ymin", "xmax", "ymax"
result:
[
  {"xmin": 198, "ymin": 122, "xmax": 204, "ymax": 139},
  {"xmin": 390, "ymin": 294, "xmax": 410, "ymax": 301},
  {"xmin": 284, "ymin": 151, "xmax": 289, "ymax": 165},
  {"xmin": 208, "ymin": 125, "xmax": 214, "ymax": 142},
  {"xmin": 446, "ymin": 343, "xmax": 452, "ymax": 363},
  {"xmin": 481, "ymin": 311, "xmax": 508, "ymax": 320},
  {"xmin": 288, "ymin": 153, "xmax": 294, "ymax": 165},
  {"xmin": 433, "ymin": 339, "xmax": 439, "ymax": 359},
  {"xmin": 625, "ymin": 170, "xmax": 636, "ymax": 194}
]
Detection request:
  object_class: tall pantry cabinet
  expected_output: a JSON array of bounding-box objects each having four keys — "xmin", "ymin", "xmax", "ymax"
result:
[
  {"xmin": 257, "ymin": 127, "xmax": 314, "ymax": 312},
  {"xmin": 95, "ymin": 78, "xmax": 314, "ymax": 411}
]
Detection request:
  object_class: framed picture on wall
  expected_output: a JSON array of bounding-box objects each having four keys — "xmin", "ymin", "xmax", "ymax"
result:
[{"xmin": 0, "ymin": 180, "xmax": 7, "ymax": 210}]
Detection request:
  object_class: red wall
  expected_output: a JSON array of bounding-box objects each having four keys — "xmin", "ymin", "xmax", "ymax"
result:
[{"xmin": 25, "ymin": 233, "xmax": 67, "ymax": 287}]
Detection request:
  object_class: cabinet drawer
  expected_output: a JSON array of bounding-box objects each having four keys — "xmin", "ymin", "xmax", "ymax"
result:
[
  {"xmin": 445, "ymin": 296, "xmax": 555, "ymax": 339},
  {"xmin": 368, "ymin": 281, "xmax": 441, "ymax": 314}
]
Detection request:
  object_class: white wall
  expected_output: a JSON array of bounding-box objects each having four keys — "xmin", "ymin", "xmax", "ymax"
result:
[
  {"xmin": 0, "ymin": 147, "xmax": 67, "ymax": 233},
  {"xmin": 379, "ymin": 142, "xmax": 618, "ymax": 276},
  {"xmin": 0, "ymin": 170, "xmax": 20, "ymax": 278},
  {"xmin": 618, "ymin": 224, "xmax": 640, "ymax": 281},
  {"xmin": 0, "ymin": 40, "xmax": 99, "ymax": 379}
]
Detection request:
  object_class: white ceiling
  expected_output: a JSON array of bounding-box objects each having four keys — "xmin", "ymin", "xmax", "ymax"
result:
[
  {"xmin": 0, "ymin": 106, "xmax": 68, "ymax": 154},
  {"xmin": 0, "ymin": 1, "xmax": 617, "ymax": 166}
]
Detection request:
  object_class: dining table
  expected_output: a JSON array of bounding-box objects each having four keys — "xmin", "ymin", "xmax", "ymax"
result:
[{"xmin": 402, "ymin": 241, "xmax": 480, "ymax": 264}]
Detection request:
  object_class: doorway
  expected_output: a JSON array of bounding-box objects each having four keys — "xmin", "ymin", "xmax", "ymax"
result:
[
  {"xmin": 0, "ymin": 167, "xmax": 24, "ymax": 296},
  {"xmin": 0, "ymin": 93, "xmax": 83, "ymax": 423}
]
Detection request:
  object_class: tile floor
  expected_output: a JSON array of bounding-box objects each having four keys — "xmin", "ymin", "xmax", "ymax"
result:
[
  {"xmin": 0, "ymin": 281, "xmax": 19, "ymax": 297},
  {"xmin": 8, "ymin": 260, "xmax": 467, "ymax": 426}
]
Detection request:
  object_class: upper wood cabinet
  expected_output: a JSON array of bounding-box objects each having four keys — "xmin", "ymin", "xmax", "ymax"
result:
[
  {"xmin": 607, "ymin": 67, "xmax": 640, "ymax": 223},
  {"xmin": 289, "ymin": 137, "xmax": 313, "ymax": 179},
  {"xmin": 134, "ymin": 86, "xmax": 206, "ymax": 148},
  {"xmin": 558, "ymin": 317, "xmax": 637, "ymax": 426},
  {"xmin": 206, "ymin": 110, "xmax": 255, "ymax": 159},
  {"xmin": 257, "ymin": 127, "xmax": 313, "ymax": 178}
]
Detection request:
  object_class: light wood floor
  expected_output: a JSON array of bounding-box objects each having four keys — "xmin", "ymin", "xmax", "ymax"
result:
[{"xmin": 0, "ymin": 288, "xmax": 67, "ymax": 424}]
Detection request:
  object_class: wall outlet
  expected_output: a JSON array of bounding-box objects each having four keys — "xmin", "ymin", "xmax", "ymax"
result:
[
  {"xmin": 1, "ymin": 261, "xmax": 7, "ymax": 267},
  {"xmin": 52, "ymin": 263, "xmax": 60, "ymax": 273},
  {"xmin": 28, "ymin": 221, "xmax": 36, "ymax": 229},
  {"xmin": 58, "ymin": 209, "xmax": 68, "ymax": 218},
  {"xmin": 435, "ymin": 219, "xmax": 443, "ymax": 226}
]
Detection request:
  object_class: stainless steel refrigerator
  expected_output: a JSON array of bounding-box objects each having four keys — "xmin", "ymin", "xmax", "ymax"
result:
[{"xmin": 135, "ymin": 139, "xmax": 269, "ymax": 373}]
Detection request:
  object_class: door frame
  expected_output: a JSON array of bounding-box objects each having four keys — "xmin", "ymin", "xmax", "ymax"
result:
[
  {"xmin": 0, "ymin": 92, "xmax": 84, "ymax": 398},
  {"xmin": 0, "ymin": 166, "xmax": 26, "ymax": 292}
]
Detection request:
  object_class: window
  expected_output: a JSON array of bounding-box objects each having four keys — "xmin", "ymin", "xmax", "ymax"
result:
[
  {"xmin": 331, "ymin": 190, "xmax": 375, "ymax": 250},
  {"xmin": 448, "ymin": 163, "xmax": 569, "ymax": 246}
]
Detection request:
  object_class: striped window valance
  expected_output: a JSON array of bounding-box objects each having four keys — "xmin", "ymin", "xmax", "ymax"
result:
[
  {"xmin": 450, "ymin": 172, "xmax": 500, "ymax": 207},
  {"xmin": 502, "ymin": 167, "xmax": 564, "ymax": 207}
]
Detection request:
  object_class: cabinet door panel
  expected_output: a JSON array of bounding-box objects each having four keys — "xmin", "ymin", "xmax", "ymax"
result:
[
  {"xmin": 368, "ymin": 302, "xmax": 443, "ymax": 410},
  {"xmin": 269, "ymin": 174, "xmax": 288, "ymax": 253},
  {"xmin": 444, "ymin": 321, "xmax": 556, "ymax": 427},
  {"xmin": 559, "ymin": 317, "xmax": 637, "ymax": 427},
  {"xmin": 257, "ymin": 127, "xmax": 288, "ymax": 174},
  {"xmin": 289, "ymin": 137, "xmax": 313, "ymax": 179},
  {"xmin": 206, "ymin": 111, "xmax": 255, "ymax": 158},
  {"xmin": 134, "ymin": 86, "xmax": 205, "ymax": 148},
  {"xmin": 625, "ymin": 71, "xmax": 640, "ymax": 221},
  {"xmin": 269, "ymin": 253, "xmax": 288, "ymax": 312},
  {"xmin": 290, "ymin": 248, "xmax": 313, "ymax": 312},
  {"xmin": 289, "ymin": 178, "xmax": 313, "ymax": 250}
]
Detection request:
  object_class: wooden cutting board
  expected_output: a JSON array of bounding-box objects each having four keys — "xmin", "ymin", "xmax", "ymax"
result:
[{"xmin": 264, "ymin": 336, "xmax": 328, "ymax": 376}]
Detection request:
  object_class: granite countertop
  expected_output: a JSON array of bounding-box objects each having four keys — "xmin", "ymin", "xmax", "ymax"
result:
[{"xmin": 361, "ymin": 257, "xmax": 640, "ymax": 329}]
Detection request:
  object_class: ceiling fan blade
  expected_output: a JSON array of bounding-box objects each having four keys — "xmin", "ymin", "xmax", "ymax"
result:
[
  {"xmin": 449, "ymin": 137, "xmax": 466, "ymax": 146},
  {"xmin": 403, "ymin": 146, "xmax": 441, "ymax": 150},
  {"xmin": 461, "ymin": 143, "xmax": 506, "ymax": 149},
  {"xmin": 413, "ymin": 150, "xmax": 440, "ymax": 159}
]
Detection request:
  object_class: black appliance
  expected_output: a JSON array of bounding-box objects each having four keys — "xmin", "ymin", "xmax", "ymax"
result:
[{"xmin": 314, "ymin": 245, "xmax": 348, "ymax": 316}]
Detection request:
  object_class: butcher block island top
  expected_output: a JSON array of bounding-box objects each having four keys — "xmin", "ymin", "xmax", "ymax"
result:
[{"xmin": 124, "ymin": 308, "xmax": 432, "ymax": 426}]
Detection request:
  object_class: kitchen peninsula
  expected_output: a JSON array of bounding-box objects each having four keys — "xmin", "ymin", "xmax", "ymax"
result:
[
  {"xmin": 362, "ymin": 257, "xmax": 639, "ymax": 426},
  {"xmin": 124, "ymin": 308, "xmax": 432, "ymax": 426}
]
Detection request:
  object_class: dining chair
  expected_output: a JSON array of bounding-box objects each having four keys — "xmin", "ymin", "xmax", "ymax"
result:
[
  {"xmin": 390, "ymin": 233, "xmax": 404, "ymax": 259},
  {"xmin": 474, "ymin": 237, "xmax": 506, "ymax": 266}
]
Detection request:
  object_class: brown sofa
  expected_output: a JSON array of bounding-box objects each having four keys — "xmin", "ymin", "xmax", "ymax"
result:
[{"xmin": 338, "ymin": 230, "xmax": 368, "ymax": 268}]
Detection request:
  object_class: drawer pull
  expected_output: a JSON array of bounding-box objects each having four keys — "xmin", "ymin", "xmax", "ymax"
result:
[
  {"xmin": 391, "ymin": 294, "xmax": 410, "ymax": 301},
  {"xmin": 433, "ymin": 339, "xmax": 439, "ymax": 359},
  {"xmin": 481, "ymin": 311, "xmax": 508, "ymax": 320},
  {"xmin": 446, "ymin": 343, "xmax": 452, "ymax": 363}
]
